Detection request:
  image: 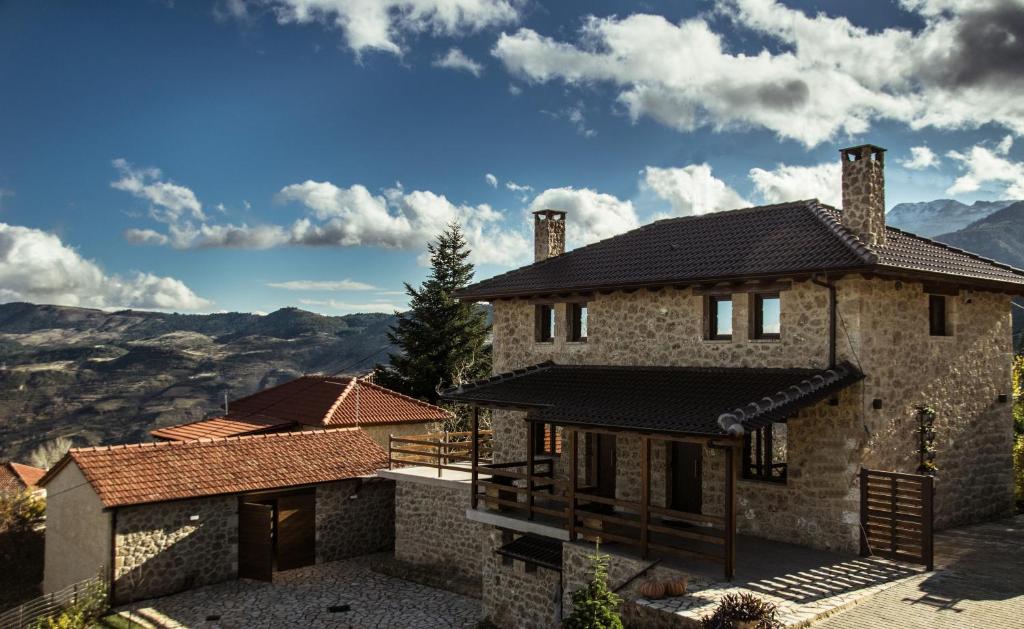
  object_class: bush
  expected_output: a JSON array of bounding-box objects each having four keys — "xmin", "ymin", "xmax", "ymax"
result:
[
  {"xmin": 0, "ymin": 491, "xmax": 46, "ymax": 608},
  {"xmin": 563, "ymin": 543, "xmax": 623, "ymax": 629},
  {"xmin": 34, "ymin": 576, "xmax": 107, "ymax": 629},
  {"xmin": 700, "ymin": 592, "xmax": 782, "ymax": 629},
  {"xmin": 1014, "ymin": 435, "xmax": 1024, "ymax": 511}
]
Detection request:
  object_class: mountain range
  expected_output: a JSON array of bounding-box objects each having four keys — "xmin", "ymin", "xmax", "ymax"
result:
[{"xmin": 887, "ymin": 199, "xmax": 1019, "ymax": 238}]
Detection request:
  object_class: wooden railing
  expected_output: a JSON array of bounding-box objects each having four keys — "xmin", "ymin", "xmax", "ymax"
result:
[{"xmin": 388, "ymin": 430, "xmax": 494, "ymax": 476}]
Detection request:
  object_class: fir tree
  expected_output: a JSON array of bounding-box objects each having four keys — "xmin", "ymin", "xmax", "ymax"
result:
[
  {"xmin": 374, "ymin": 222, "xmax": 490, "ymax": 405},
  {"xmin": 563, "ymin": 543, "xmax": 623, "ymax": 629}
]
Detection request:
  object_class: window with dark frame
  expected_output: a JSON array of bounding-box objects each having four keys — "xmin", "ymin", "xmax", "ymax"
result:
[
  {"xmin": 707, "ymin": 295, "xmax": 733, "ymax": 340},
  {"xmin": 533, "ymin": 422, "xmax": 562, "ymax": 455},
  {"xmin": 535, "ymin": 304, "xmax": 555, "ymax": 342},
  {"xmin": 568, "ymin": 303, "xmax": 588, "ymax": 342},
  {"xmin": 742, "ymin": 423, "xmax": 787, "ymax": 483},
  {"xmin": 929, "ymin": 295, "xmax": 948, "ymax": 336},
  {"xmin": 752, "ymin": 293, "xmax": 781, "ymax": 340}
]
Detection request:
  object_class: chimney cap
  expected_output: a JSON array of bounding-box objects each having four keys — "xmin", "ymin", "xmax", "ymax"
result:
[
  {"xmin": 840, "ymin": 144, "xmax": 886, "ymax": 157},
  {"xmin": 532, "ymin": 209, "xmax": 566, "ymax": 219}
]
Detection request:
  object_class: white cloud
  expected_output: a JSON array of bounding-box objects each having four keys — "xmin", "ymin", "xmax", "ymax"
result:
[
  {"xmin": 528, "ymin": 187, "xmax": 639, "ymax": 247},
  {"xmin": 433, "ymin": 47, "xmax": 484, "ymax": 76},
  {"xmin": 298, "ymin": 298, "xmax": 404, "ymax": 313},
  {"xmin": 0, "ymin": 223, "xmax": 209, "ymax": 310},
  {"xmin": 946, "ymin": 135, "xmax": 1024, "ymax": 197},
  {"xmin": 749, "ymin": 162, "xmax": 841, "ymax": 206},
  {"xmin": 508, "ymin": 83, "xmax": 522, "ymax": 95},
  {"xmin": 505, "ymin": 181, "xmax": 532, "ymax": 193},
  {"xmin": 485, "ymin": 173, "xmax": 498, "ymax": 188},
  {"xmin": 111, "ymin": 159, "xmax": 205, "ymax": 222},
  {"xmin": 643, "ymin": 164, "xmax": 748, "ymax": 217},
  {"xmin": 267, "ymin": 279, "xmax": 377, "ymax": 290},
  {"xmin": 900, "ymin": 146, "xmax": 940, "ymax": 170},
  {"xmin": 493, "ymin": 1, "xmax": 1024, "ymax": 146},
  {"xmin": 261, "ymin": 0, "xmax": 520, "ymax": 56}
]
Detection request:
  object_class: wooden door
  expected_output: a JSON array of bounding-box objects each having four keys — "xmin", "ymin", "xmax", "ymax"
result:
[
  {"xmin": 276, "ymin": 492, "xmax": 316, "ymax": 571},
  {"xmin": 671, "ymin": 442, "xmax": 703, "ymax": 514},
  {"xmin": 238, "ymin": 502, "xmax": 274, "ymax": 581},
  {"xmin": 594, "ymin": 434, "xmax": 617, "ymax": 500}
]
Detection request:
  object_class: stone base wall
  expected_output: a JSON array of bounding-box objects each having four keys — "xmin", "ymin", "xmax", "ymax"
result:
[
  {"xmin": 113, "ymin": 496, "xmax": 237, "ymax": 604},
  {"xmin": 481, "ymin": 529, "xmax": 562, "ymax": 629},
  {"xmin": 316, "ymin": 478, "xmax": 394, "ymax": 563},
  {"xmin": 394, "ymin": 478, "xmax": 486, "ymax": 581}
]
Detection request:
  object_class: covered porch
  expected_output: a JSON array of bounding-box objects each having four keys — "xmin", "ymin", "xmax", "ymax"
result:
[{"xmin": 440, "ymin": 361, "xmax": 863, "ymax": 580}]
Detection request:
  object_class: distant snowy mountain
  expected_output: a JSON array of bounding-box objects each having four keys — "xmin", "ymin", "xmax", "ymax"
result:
[{"xmin": 887, "ymin": 199, "xmax": 1018, "ymax": 237}]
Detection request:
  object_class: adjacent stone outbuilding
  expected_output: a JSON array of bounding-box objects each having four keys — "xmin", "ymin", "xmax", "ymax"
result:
[{"xmin": 39, "ymin": 428, "xmax": 394, "ymax": 604}]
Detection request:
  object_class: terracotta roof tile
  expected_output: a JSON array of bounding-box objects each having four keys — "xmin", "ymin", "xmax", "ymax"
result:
[
  {"xmin": 151, "ymin": 416, "xmax": 293, "ymax": 441},
  {"xmin": 41, "ymin": 428, "xmax": 388, "ymax": 508},
  {"xmin": 1, "ymin": 462, "xmax": 46, "ymax": 492}
]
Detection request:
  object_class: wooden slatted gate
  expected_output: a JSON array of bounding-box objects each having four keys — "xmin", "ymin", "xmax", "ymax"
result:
[{"xmin": 860, "ymin": 468, "xmax": 934, "ymax": 570}]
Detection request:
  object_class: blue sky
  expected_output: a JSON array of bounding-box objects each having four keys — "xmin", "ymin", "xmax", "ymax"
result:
[{"xmin": 1, "ymin": 0, "xmax": 1023, "ymax": 314}]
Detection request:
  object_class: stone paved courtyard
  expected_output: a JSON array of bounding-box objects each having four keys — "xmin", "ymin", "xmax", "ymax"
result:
[{"xmin": 104, "ymin": 554, "xmax": 480, "ymax": 629}]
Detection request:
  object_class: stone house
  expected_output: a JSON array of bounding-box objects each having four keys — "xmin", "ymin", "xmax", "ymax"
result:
[
  {"xmin": 151, "ymin": 374, "xmax": 450, "ymax": 450},
  {"xmin": 39, "ymin": 428, "xmax": 393, "ymax": 604},
  {"xmin": 386, "ymin": 144, "xmax": 1023, "ymax": 627}
]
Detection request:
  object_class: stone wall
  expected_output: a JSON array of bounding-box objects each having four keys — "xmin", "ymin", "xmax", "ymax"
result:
[
  {"xmin": 113, "ymin": 495, "xmax": 237, "ymax": 604},
  {"xmin": 393, "ymin": 477, "xmax": 486, "ymax": 580},
  {"xmin": 481, "ymin": 530, "xmax": 562, "ymax": 629},
  {"xmin": 316, "ymin": 477, "xmax": 394, "ymax": 563}
]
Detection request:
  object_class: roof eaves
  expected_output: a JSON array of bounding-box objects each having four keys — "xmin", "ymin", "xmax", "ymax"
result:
[
  {"xmin": 441, "ymin": 361, "xmax": 557, "ymax": 398},
  {"xmin": 882, "ymin": 224, "xmax": 1024, "ymax": 282}
]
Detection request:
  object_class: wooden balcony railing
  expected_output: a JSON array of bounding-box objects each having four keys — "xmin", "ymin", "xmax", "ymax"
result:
[{"xmin": 388, "ymin": 430, "xmax": 494, "ymax": 476}]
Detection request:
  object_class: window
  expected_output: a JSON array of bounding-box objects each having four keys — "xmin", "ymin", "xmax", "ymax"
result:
[
  {"xmin": 707, "ymin": 295, "xmax": 733, "ymax": 340},
  {"xmin": 568, "ymin": 303, "xmax": 588, "ymax": 342},
  {"xmin": 536, "ymin": 304, "xmax": 555, "ymax": 342},
  {"xmin": 743, "ymin": 423, "xmax": 787, "ymax": 483},
  {"xmin": 929, "ymin": 295, "xmax": 948, "ymax": 336},
  {"xmin": 752, "ymin": 293, "xmax": 781, "ymax": 340},
  {"xmin": 533, "ymin": 422, "xmax": 562, "ymax": 455}
]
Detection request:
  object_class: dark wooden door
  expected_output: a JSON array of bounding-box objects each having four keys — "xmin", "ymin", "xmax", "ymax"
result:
[
  {"xmin": 595, "ymin": 434, "xmax": 617, "ymax": 499},
  {"xmin": 238, "ymin": 502, "xmax": 274, "ymax": 581},
  {"xmin": 671, "ymin": 442, "xmax": 702, "ymax": 514},
  {"xmin": 276, "ymin": 492, "xmax": 316, "ymax": 571}
]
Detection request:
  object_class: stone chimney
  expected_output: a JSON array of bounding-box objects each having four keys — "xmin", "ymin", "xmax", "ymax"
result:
[
  {"xmin": 840, "ymin": 144, "xmax": 886, "ymax": 247},
  {"xmin": 533, "ymin": 209, "xmax": 566, "ymax": 262}
]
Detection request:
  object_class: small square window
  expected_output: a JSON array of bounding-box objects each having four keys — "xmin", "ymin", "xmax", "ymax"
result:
[
  {"xmin": 743, "ymin": 423, "xmax": 787, "ymax": 483},
  {"xmin": 753, "ymin": 293, "xmax": 781, "ymax": 340},
  {"xmin": 536, "ymin": 304, "xmax": 555, "ymax": 342},
  {"xmin": 533, "ymin": 422, "xmax": 562, "ymax": 455},
  {"xmin": 568, "ymin": 303, "xmax": 588, "ymax": 342},
  {"xmin": 929, "ymin": 295, "xmax": 948, "ymax": 336},
  {"xmin": 707, "ymin": 296, "xmax": 733, "ymax": 340}
]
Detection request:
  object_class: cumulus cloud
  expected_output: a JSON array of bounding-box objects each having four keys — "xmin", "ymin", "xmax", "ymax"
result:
[
  {"xmin": 0, "ymin": 223, "xmax": 209, "ymax": 310},
  {"xmin": 433, "ymin": 47, "xmax": 484, "ymax": 76},
  {"xmin": 257, "ymin": 0, "xmax": 520, "ymax": 56},
  {"xmin": 528, "ymin": 187, "xmax": 639, "ymax": 247},
  {"xmin": 267, "ymin": 279, "xmax": 376, "ymax": 290},
  {"xmin": 900, "ymin": 146, "xmax": 940, "ymax": 170},
  {"xmin": 946, "ymin": 135, "xmax": 1024, "ymax": 197},
  {"xmin": 749, "ymin": 162, "xmax": 841, "ymax": 206},
  {"xmin": 643, "ymin": 164, "xmax": 748, "ymax": 217},
  {"xmin": 485, "ymin": 173, "xmax": 498, "ymax": 188},
  {"xmin": 492, "ymin": 1, "xmax": 1024, "ymax": 146},
  {"xmin": 111, "ymin": 158, "xmax": 205, "ymax": 222}
]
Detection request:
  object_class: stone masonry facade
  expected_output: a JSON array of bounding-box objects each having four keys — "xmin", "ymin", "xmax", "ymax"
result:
[
  {"xmin": 394, "ymin": 478, "xmax": 487, "ymax": 581},
  {"xmin": 487, "ymin": 277, "xmax": 1015, "ymax": 553},
  {"xmin": 113, "ymin": 495, "xmax": 237, "ymax": 604},
  {"xmin": 481, "ymin": 530, "xmax": 562, "ymax": 629},
  {"xmin": 841, "ymin": 145, "xmax": 887, "ymax": 247},
  {"xmin": 316, "ymin": 478, "xmax": 395, "ymax": 563}
]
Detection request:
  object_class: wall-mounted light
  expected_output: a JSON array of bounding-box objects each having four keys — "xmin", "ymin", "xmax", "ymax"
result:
[
  {"xmin": 872, "ymin": 398, "xmax": 883, "ymax": 410},
  {"xmin": 189, "ymin": 514, "xmax": 200, "ymax": 522},
  {"xmin": 998, "ymin": 394, "xmax": 1009, "ymax": 404}
]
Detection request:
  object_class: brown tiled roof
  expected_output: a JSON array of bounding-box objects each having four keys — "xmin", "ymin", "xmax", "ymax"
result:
[
  {"xmin": 150, "ymin": 376, "xmax": 450, "ymax": 441},
  {"xmin": 442, "ymin": 361, "xmax": 863, "ymax": 436},
  {"xmin": 456, "ymin": 201, "xmax": 1024, "ymax": 300},
  {"xmin": 0, "ymin": 464, "xmax": 22, "ymax": 493},
  {"xmin": 40, "ymin": 428, "xmax": 388, "ymax": 508},
  {"xmin": 1, "ymin": 462, "xmax": 46, "ymax": 493}
]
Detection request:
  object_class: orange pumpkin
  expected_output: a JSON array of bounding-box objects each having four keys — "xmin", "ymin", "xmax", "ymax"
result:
[
  {"xmin": 663, "ymin": 577, "xmax": 688, "ymax": 597},
  {"xmin": 639, "ymin": 580, "xmax": 666, "ymax": 600}
]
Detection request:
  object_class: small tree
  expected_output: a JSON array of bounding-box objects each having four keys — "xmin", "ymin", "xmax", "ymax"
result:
[
  {"xmin": 374, "ymin": 222, "xmax": 490, "ymax": 410},
  {"xmin": 0, "ymin": 490, "xmax": 45, "ymax": 533},
  {"xmin": 563, "ymin": 543, "xmax": 623, "ymax": 629},
  {"xmin": 29, "ymin": 436, "xmax": 73, "ymax": 470},
  {"xmin": 1013, "ymin": 356, "xmax": 1024, "ymax": 509}
]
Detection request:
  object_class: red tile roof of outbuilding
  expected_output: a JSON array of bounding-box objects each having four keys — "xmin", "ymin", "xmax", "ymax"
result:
[
  {"xmin": 40, "ymin": 428, "xmax": 388, "ymax": 508},
  {"xmin": 1, "ymin": 462, "xmax": 46, "ymax": 492}
]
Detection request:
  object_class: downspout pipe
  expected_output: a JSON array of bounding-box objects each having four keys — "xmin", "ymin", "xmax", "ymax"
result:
[{"xmin": 811, "ymin": 274, "xmax": 837, "ymax": 369}]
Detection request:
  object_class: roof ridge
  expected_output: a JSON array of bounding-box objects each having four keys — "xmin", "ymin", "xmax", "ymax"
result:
[
  {"xmin": 442, "ymin": 361, "xmax": 557, "ymax": 396},
  {"xmin": 324, "ymin": 376, "xmax": 359, "ymax": 425},
  {"xmin": 807, "ymin": 202, "xmax": 879, "ymax": 264},
  {"xmin": 72, "ymin": 425, "xmax": 365, "ymax": 455}
]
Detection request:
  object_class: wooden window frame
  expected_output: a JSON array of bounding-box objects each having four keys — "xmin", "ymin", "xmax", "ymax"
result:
[
  {"xmin": 535, "ymin": 304, "xmax": 555, "ymax": 342},
  {"xmin": 928, "ymin": 295, "xmax": 949, "ymax": 337},
  {"xmin": 532, "ymin": 422, "xmax": 562, "ymax": 456},
  {"xmin": 706, "ymin": 295, "xmax": 733, "ymax": 341},
  {"xmin": 742, "ymin": 423, "xmax": 787, "ymax": 484},
  {"xmin": 751, "ymin": 292, "xmax": 781, "ymax": 340},
  {"xmin": 568, "ymin": 302, "xmax": 588, "ymax": 343}
]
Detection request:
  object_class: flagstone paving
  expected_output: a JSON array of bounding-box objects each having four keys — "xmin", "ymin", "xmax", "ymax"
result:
[{"xmin": 106, "ymin": 554, "xmax": 480, "ymax": 629}]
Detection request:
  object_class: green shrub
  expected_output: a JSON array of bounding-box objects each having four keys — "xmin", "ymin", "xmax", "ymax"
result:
[
  {"xmin": 1014, "ymin": 435, "xmax": 1024, "ymax": 511},
  {"xmin": 33, "ymin": 576, "xmax": 107, "ymax": 629},
  {"xmin": 563, "ymin": 543, "xmax": 623, "ymax": 629},
  {"xmin": 700, "ymin": 592, "xmax": 782, "ymax": 629}
]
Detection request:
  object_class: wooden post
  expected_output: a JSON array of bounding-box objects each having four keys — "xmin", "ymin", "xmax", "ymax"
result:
[
  {"xmin": 388, "ymin": 434, "xmax": 394, "ymax": 470},
  {"xmin": 922, "ymin": 474, "xmax": 934, "ymax": 571},
  {"xmin": 527, "ymin": 419, "xmax": 536, "ymax": 520},
  {"xmin": 859, "ymin": 468, "xmax": 869, "ymax": 556},
  {"xmin": 569, "ymin": 429, "xmax": 578, "ymax": 541},
  {"xmin": 640, "ymin": 435, "xmax": 650, "ymax": 559},
  {"xmin": 724, "ymin": 444, "xmax": 737, "ymax": 580},
  {"xmin": 471, "ymin": 407, "xmax": 480, "ymax": 511}
]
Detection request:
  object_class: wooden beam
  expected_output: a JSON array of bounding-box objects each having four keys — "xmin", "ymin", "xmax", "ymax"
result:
[
  {"xmin": 526, "ymin": 417, "xmax": 536, "ymax": 521},
  {"xmin": 569, "ymin": 430, "xmax": 578, "ymax": 543},
  {"xmin": 471, "ymin": 407, "xmax": 479, "ymax": 511},
  {"xmin": 640, "ymin": 435, "xmax": 650, "ymax": 559},
  {"xmin": 724, "ymin": 445, "xmax": 737, "ymax": 580}
]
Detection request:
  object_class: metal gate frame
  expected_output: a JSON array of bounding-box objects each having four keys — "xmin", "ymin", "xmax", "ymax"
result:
[{"xmin": 859, "ymin": 468, "xmax": 934, "ymax": 570}]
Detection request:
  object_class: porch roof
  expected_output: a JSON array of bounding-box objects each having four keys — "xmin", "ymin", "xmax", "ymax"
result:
[{"xmin": 442, "ymin": 362, "xmax": 862, "ymax": 436}]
